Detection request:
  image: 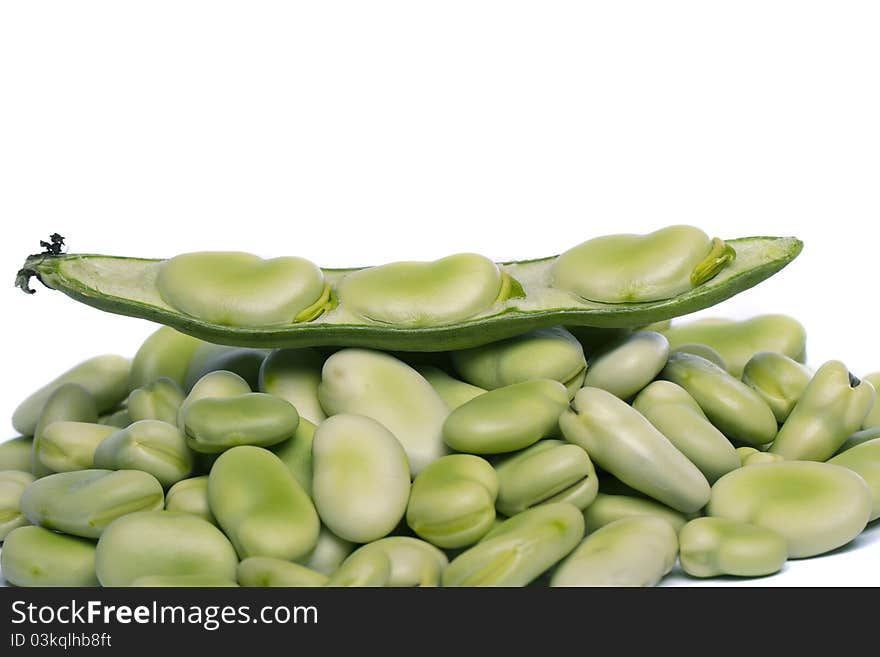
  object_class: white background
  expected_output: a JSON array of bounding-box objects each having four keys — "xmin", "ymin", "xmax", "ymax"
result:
[{"xmin": 1, "ymin": 1, "xmax": 878, "ymax": 586}]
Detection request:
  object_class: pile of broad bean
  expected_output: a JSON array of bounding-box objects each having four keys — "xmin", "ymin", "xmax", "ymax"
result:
[{"xmin": 1, "ymin": 231, "xmax": 879, "ymax": 587}]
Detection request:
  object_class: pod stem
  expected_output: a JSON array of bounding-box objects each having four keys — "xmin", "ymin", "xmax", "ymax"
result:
[{"xmin": 15, "ymin": 233, "xmax": 67, "ymax": 294}]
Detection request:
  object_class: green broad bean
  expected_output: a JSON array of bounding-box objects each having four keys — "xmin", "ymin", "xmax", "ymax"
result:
[
  {"xmin": 861, "ymin": 372, "xmax": 880, "ymax": 429},
  {"xmin": 300, "ymin": 526, "xmax": 355, "ymax": 576},
  {"xmin": 494, "ymin": 440, "xmax": 598, "ymax": 516},
  {"xmin": 238, "ymin": 557, "xmax": 328, "ymax": 587},
  {"xmin": 560, "ymin": 387, "xmax": 710, "ymax": 513},
  {"xmin": 157, "ymin": 251, "xmax": 329, "ymax": 328},
  {"xmin": 129, "ymin": 326, "xmax": 202, "ymax": 389},
  {"xmin": 132, "ymin": 575, "xmax": 238, "ymax": 587},
  {"xmin": 312, "ymin": 414, "xmax": 411, "ymax": 543},
  {"xmin": 660, "ymin": 352, "xmax": 778, "ymax": 446},
  {"xmin": 415, "ymin": 365, "xmax": 486, "ymax": 410},
  {"xmin": 551, "ymin": 226, "xmax": 734, "ymax": 304},
  {"xmin": 451, "ymin": 327, "xmax": 587, "ymax": 399},
  {"xmin": 735, "ymin": 446, "xmax": 759, "ymax": 466},
  {"xmin": 12, "ymin": 355, "xmax": 130, "ymax": 437},
  {"xmin": 1, "ymin": 526, "xmax": 98, "ymax": 587},
  {"xmin": 95, "ymin": 510, "xmax": 238, "ymax": 586},
  {"xmin": 36, "ymin": 421, "xmax": 117, "ymax": 472},
  {"xmin": 442, "ymin": 380, "xmax": 569, "ymax": 455},
  {"xmin": 127, "ymin": 377, "xmax": 185, "ymax": 424},
  {"xmin": 669, "ymin": 343, "xmax": 727, "ymax": 370},
  {"xmin": 0, "ymin": 470, "xmax": 34, "ymax": 541},
  {"xmin": 582, "ymin": 492, "xmax": 687, "ymax": 533},
  {"xmin": 325, "ymin": 550, "xmax": 391, "ymax": 587},
  {"xmin": 329, "ymin": 537, "xmax": 448, "ymax": 587},
  {"xmin": 337, "ymin": 253, "xmax": 509, "ymax": 326},
  {"xmin": 20, "ymin": 469, "xmax": 164, "ymax": 539},
  {"xmin": 183, "ymin": 393, "xmax": 299, "ymax": 453},
  {"xmin": 17, "ymin": 237, "xmax": 802, "ymax": 351},
  {"xmin": 582, "ymin": 331, "xmax": 670, "ymax": 400},
  {"xmin": 565, "ymin": 326, "xmax": 634, "ymax": 354},
  {"xmin": 208, "ymin": 446, "xmax": 319, "ymax": 560},
  {"xmin": 259, "ymin": 348, "xmax": 327, "ymax": 424},
  {"xmin": 271, "ymin": 419, "xmax": 316, "ymax": 495},
  {"xmin": 836, "ymin": 427, "xmax": 880, "ymax": 454},
  {"xmin": 94, "ymin": 420, "xmax": 193, "ymax": 487},
  {"xmin": 708, "ymin": 461, "xmax": 872, "ymax": 558},
  {"xmin": 678, "ymin": 517, "xmax": 787, "ymax": 578},
  {"xmin": 632, "ymin": 381, "xmax": 739, "ymax": 483},
  {"xmin": 318, "ymin": 349, "xmax": 448, "ymax": 473},
  {"xmin": 769, "ymin": 361, "xmax": 875, "ymax": 461},
  {"xmin": 742, "ymin": 451, "xmax": 784, "ymax": 466},
  {"xmin": 741, "ymin": 352, "xmax": 812, "ymax": 423},
  {"xmin": 165, "ymin": 476, "xmax": 214, "ymax": 523},
  {"xmin": 828, "ymin": 438, "xmax": 880, "ymax": 521},
  {"xmin": 176, "ymin": 370, "xmax": 252, "ymax": 430},
  {"xmin": 661, "ymin": 314, "xmax": 807, "ymax": 377},
  {"xmin": 551, "ymin": 516, "xmax": 678, "ymax": 587},
  {"xmin": 405, "ymin": 454, "xmax": 499, "ymax": 548},
  {"xmin": 442, "ymin": 503, "xmax": 584, "ymax": 587},
  {"xmin": 0, "ymin": 437, "xmax": 33, "ymax": 473},
  {"xmin": 183, "ymin": 344, "xmax": 268, "ymax": 391},
  {"xmin": 32, "ymin": 384, "xmax": 99, "ymax": 477},
  {"xmin": 97, "ymin": 408, "xmax": 131, "ymax": 428}
]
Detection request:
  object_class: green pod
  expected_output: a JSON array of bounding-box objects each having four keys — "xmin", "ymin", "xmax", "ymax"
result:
[
  {"xmin": 0, "ymin": 437, "xmax": 34, "ymax": 473},
  {"xmin": 312, "ymin": 414, "xmax": 411, "ymax": 543},
  {"xmin": 443, "ymin": 380, "xmax": 569, "ymax": 455},
  {"xmin": 157, "ymin": 251, "xmax": 329, "ymax": 328},
  {"xmin": 679, "ymin": 517, "xmax": 788, "ymax": 578},
  {"xmin": 442, "ymin": 503, "xmax": 584, "ymax": 587},
  {"xmin": 12, "ymin": 354, "xmax": 130, "ymax": 437},
  {"xmin": 20, "ymin": 469, "xmax": 164, "ymax": 539},
  {"xmin": 32, "ymin": 384, "xmax": 99, "ymax": 477},
  {"xmin": 494, "ymin": 440, "xmax": 598, "ymax": 516},
  {"xmin": 129, "ymin": 326, "xmax": 202, "ymax": 389},
  {"xmin": 176, "ymin": 370, "xmax": 252, "ymax": 430},
  {"xmin": 708, "ymin": 461, "xmax": 872, "ymax": 558},
  {"xmin": 183, "ymin": 344, "xmax": 268, "ymax": 391},
  {"xmin": 415, "ymin": 365, "xmax": 486, "ymax": 410},
  {"xmin": 582, "ymin": 492, "xmax": 687, "ymax": 533},
  {"xmin": 132, "ymin": 575, "xmax": 238, "ymax": 587},
  {"xmin": 560, "ymin": 387, "xmax": 710, "ymax": 513},
  {"xmin": 165, "ymin": 476, "xmax": 214, "ymax": 524},
  {"xmin": 632, "ymin": 381, "xmax": 739, "ymax": 483},
  {"xmin": 183, "ymin": 393, "xmax": 299, "ymax": 453},
  {"xmin": 582, "ymin": 331, "xmax": 670, "ymax": 400},
  {"xmin": 828, "ymin": 438, "xmax": 880, "ymax": 521},
  {"xmin": 1, "ymin": 526, "xmax": 98, "ymax": 587},
  {"xmin": 271, "ymin": 419, "xmax": 316, "ymax": 496},
  {"xmin": 325, "ymin": 550, "xmax": 391, "ymax": 587},
  {"xmin": 331, "ymin": 537, "xmax": 448, "ymax": 587},
  {"xmin": 406, "ymin": 454, "xmax": 499, "ymax": 549},
  {"xmin": 208, "ymin": 446, "xmax": 319, "ymax": 560},
  {"xmin": 770, "ymin": 361, "xmax": 875, "ymax": 461},
  {"xmin": 94, "ymin": 420, "xmax": 193, "ymax": 487},
  {"xmin": 338, "ymin": 253, "xmax": 512, "ymax": 327},
  {"xmin": 95, "ymin": 510, "xmax": 238, "ymax": 586},
  {"xmin": 318, "ymin": 349, "xmax": 448, "ymax": 473},
  {"xmin": 551, "ymin": 516, "xmax": 678, "ymax": 587},
  {"xmin": 860, "ymin": 372, "xmax": 880, "ymax": 429},
  {"xmin": 669, "ymin": 343, "xmax": 727, "ymax": 370},
  {"xmin": 741, "ymin": 352, "xmax": 812, "ymax": 423},
  {"xmin": 238, "ymin": 557, "xmax": 328, "ymax": 587},
  {"xmin": 36, "ymin": 421, "xmax": 117, "ymax": 472},
  {"xmin": 97, "ymin": 408, "xmax": 131, "ymax": 428},
  {"xmin": 836, "ymin": 427, "xmax": 880, "ymax": 455},
  {"xmin": 299, "ymin": 526, "xmax": 355, "ymax": 576},
  {"xmin": 0, "ymin": 470, "xmax": 34, "ymax": 541},
  {"xmin": 551, "ymin": 226, "xmax": 735, "ymax": 304},
  {"xmin": 259, "ymin": 348, "xmax": 327, "ymax": 424},
  {"xmin": 127, "ymin": 377, "xmax": 185, "ymax": 425},
  {"xmin": 15, "ymin": 236, "xmax": 801, "ymax": 350},
  {"xmin": 451, "ymin": 327, "xmax": 587, "ymax": 399},
  {"xmin": 660, "ymin": 352, "xmax": 778, "ymax": 446},
  {"xmin": 661, "ymin": 314, "xmax": 807, "ymax": 377}
]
